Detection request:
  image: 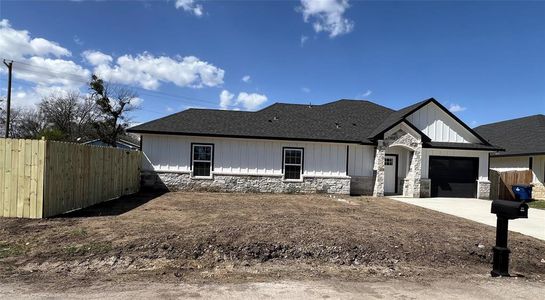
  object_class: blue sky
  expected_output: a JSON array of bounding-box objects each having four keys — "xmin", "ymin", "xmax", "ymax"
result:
[{"xmin": 1, "ymin": 0, "xmax": 544, "ymax": 127}]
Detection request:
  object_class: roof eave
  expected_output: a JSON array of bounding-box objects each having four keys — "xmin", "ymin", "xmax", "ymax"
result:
[{"xmin": 128, "ymin": 129, "xmax": 375, "ymax": 145}]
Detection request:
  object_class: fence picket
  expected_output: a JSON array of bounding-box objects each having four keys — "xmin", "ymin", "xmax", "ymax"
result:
[{"xmin": 0, "ymin": 138, "xmax": 141, "ymax": 218}]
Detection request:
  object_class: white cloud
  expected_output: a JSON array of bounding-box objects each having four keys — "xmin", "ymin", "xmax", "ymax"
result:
[
  {"xmin": 219, "ymin": 89, "xmax": 235, "ymax": 110},
  {"xmin": 359, "ymin": 89, "xmax": 372, "ymax": 98},
  {"xmin": 11, "ymin": 85, "xmax": 76, "ymax": 108},
  {"xmin": 299, "ymin": 0, "xmax": 354, "ymax": 38},
  {"xmin": 0, "ymin": 19, "xmax": 71, "ymax": 60},
  {"xmin": 236, "ymin": 92, "xmax": 267, "ymax": 110},
  {"xmin": 82, "ymin": 50, "xmax": 113, "ymax": 66},
  {"xmin": 242, "ymin": 75, "xmax": 251, "ymax": 83},
  {"xmin": 130, "ymin": 97, "xmax": 144, "ymax": 108},
  {"xmin": 73, "ymin": 35, "xmax": 84, "ymax": 46},
  {"xmin": 301, "ymin": 87, "xmax": 311, "ymax": 93},
  {"xmin": 14, "ymin": 56, "xmax": 90, "ymax": 87},
  {"xmin": 448, "ymin": 104, "xmax": 467, "ymax": 113},
  {"xmin": 0, "ymin": 18, "xmax": 87, "ymax": 91},
  {"xmin": 175, "ymin": 0, "xmax": 204, "ymax": 16},
  {"xmin": 88, "ymin": 51, "xmax": 224, "ymax": 90},
  {"xmin": 219, "ymin": 90, "xmax": 268, "ymax": 111},
  {"xmin": 300, "ymin": 35, "xmax": 309, "ymax": 47}
]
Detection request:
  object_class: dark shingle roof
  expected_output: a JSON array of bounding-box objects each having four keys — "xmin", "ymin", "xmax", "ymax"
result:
[
  {"xmin": 474, "ymin": 114, "xmax": 545, "ymax": 156},
  {"xmin": 129, "ymin": 99, "xmax": 394, "ymax": 144},
  {"xmin": 129, "ymin": 98, "xmax": 498, "ymax": 150}
]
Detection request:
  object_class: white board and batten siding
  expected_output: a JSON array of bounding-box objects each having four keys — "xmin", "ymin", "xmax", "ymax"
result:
[
  {"xmin": 142, "ymin": 134, "xmax": 362, "ymax": 178},
  {"xmin": 347, "ymin": 145, "xmax": 375, "ymax": 177},
  {"xmin": 406, "ymin": 102, "xmax": 480, "ymax": 143},
  {"xmin": 421, "ymin": 148, "xmax": 489, "ymax": 180}
]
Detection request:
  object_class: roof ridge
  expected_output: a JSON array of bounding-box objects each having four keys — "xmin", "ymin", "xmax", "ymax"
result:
[{"xmin": 475, "ymin": 114, "xmax": 545, "ymax": 129}]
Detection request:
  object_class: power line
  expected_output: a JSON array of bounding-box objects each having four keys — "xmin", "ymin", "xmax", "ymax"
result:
[
  {"xmin": 0, "ymin": 77, "xmax": 170, "ymax": 117},
  {"xmin": 5, "ymin": 58, "xmax": 231, "ymax": 108}
]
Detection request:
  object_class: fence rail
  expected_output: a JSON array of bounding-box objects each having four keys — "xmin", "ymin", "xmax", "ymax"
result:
[{"xmin": 0, "ymin": 138, "xmax": 141, "ymax": 218}]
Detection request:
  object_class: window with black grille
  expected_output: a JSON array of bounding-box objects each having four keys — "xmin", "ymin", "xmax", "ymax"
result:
[
  {"xmin": 192, "ymin": 144, "xmax": 213, "ymax": 177},
  {"xmin": 283, "ymin": 148, "xmax": 303, "ymax": 180}
]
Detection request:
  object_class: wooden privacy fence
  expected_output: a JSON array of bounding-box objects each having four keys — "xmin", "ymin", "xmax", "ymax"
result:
[
  {"xmin": 489, "ymin": 169, "xmax": 533, "ymax": 200},
  {"xmin": 0, "ymin": 138, "xmax": 141, "ymax": 218}
]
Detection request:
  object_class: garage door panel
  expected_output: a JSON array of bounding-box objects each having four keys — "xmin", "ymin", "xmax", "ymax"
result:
[{"xmin": 429, "ymin": 156, "xmax": 478, "ymax": 198}]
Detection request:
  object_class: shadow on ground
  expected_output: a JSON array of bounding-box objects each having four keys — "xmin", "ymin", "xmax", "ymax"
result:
[{"xmin": 57, "ymin": 190, "xmax": 166, "ymax": 218}]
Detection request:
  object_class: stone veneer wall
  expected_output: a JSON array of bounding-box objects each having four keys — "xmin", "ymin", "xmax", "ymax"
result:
[
  {"xmin": 142, "ymin": 171, "xmax": 351, "ymax": 195},
  {"xmin": 532, "ymin": 182, "xmax": 545, "ymax": 200}
]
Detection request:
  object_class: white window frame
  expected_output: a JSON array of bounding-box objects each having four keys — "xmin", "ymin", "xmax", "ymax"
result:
[
  {"xmin": 191, "ymin": 143, "xmax": 213, "ymax": 179},
  {"xmin": 283, "ymin": 147, "xmax": 303, "ymax": 182}
]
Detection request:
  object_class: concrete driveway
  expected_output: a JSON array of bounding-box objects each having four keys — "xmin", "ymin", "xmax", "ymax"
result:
[{"xmin": 389, "ymin": 197, "xmax": 545, "ymax": 241}]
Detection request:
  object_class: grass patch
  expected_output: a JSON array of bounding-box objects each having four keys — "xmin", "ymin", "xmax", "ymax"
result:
[
  {"xmin": 69, "ymin": 228, "xmax": 88, "ymax": 237},
  {"xmin": 0, "ymin": 243, "xmax": 25, "ymax": 258},
  {"xmin": 64, "ymin": 242, "xmax": 113, "ymax": 256},
  {"xmin": 528, "ymin": 200, "xmax": 545, "ymax": 210}
]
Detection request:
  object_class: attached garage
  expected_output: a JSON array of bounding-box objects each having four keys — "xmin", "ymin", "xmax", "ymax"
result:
[{"xmin": 429, "ymin": 156, "xmax": 479, "ymax": 198}]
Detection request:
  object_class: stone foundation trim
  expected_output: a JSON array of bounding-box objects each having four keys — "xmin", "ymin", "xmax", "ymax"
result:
[
  {"xmin": 477, "ymin": 180, "xmax": 491, "ymax": 200},
  {"xmin": 141, "ymin": 171, "xmax": 351, "ymax": 194},
  {"xmin": 532, "ymin": 182, "xmax": 545, "ymax": 200},
  {"xmin": 419, "ymin": 178, "xmax": 431, "ymax": 198}
]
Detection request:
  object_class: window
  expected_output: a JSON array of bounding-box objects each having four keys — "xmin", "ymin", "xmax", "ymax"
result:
[
  {"xmin": 283, "ymin": 148, "xmax": 303, "ymax": 180},
  {"xmin": 192, "ymin": 144, "xmax": 213, "ymax": 177},
  {"xmin": 385, "ymin": 157, "xmax": 394, "ymax": 166}
]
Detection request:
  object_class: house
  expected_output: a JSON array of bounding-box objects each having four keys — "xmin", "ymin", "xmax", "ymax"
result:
[
  {"xmin": 128, "ymin": 98, "xmax": 500, "ymax": 198},
  {"xmin": 83, "ymin": 138, "xmax": 140, "ymax": 150},
  {"xmin": 474, "ymin": 115, "xmax": 545, "ymax": 200}
]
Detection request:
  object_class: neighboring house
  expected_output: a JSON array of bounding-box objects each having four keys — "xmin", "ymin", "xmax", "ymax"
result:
[
  {"xmin": 83, "ymin": 138, "xmax": 140, "ymax": 150},
  {"xmin": 475, "ymin": 115, "xmax": 545, "ymax": 200},
  {"xmin": 128, "ymin": 98, "xmax": 500, "ymax": 198}
]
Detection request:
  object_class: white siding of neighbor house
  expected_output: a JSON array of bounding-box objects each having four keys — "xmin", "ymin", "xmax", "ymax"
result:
[
  {"xmin": 491, "ymin": 155, "xmax": 545, "ymax": 184},
  {"xmin": 421, "ymin": 148, "xmax": 490, "ymax": 180},
  {"xmin": 141, "ymin": 134, "xmax": 351, "ymax": 177},
  {"xmin": 347, "ymin": 145, "xmax": 375, "ymax": 176},
  {"xmin": 490, "ymin": 156, "xmax": 529, "ymax": 171},
  {"xmin": 406, "ymin": 102, "xmax": 480, "ymax": 143}
]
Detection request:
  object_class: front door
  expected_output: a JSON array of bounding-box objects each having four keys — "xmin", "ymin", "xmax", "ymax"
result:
[{"xmin": 384, "ymin": 155, "xmax": 397, "ymax": 194}]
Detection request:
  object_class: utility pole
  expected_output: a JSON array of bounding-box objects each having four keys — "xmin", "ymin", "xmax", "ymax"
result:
[{"xmin": 3, "ymin": 60, "xmax": 12, "ymax": 138}]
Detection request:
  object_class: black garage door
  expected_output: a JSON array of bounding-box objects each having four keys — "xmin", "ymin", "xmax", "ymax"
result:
[{"xmin": 429, "ymin": 156, "xmax": 478, "ymax": 198}]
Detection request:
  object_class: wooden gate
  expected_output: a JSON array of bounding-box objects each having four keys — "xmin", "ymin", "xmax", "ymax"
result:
[{"xmin": 490, "ymin": 170, "xmax": 533, "ymax": 200}]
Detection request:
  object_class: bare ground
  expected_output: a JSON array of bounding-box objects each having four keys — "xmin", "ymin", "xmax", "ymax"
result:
[{"xmin": 1, "ymin": 192, "xmax": 545, "ymax": 293}]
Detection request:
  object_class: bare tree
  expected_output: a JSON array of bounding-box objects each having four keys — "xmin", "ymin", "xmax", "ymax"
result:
[
  {"xmin": 7, "ymin": 106, "xmax": 47, "ymax": 139},
  {"xmin": 90, "ymin": 75, "xmax": 139, "ymax": 147},
  {"xmin": 38, "ymin": 91, "xmax": 99, "ymax": 141}
]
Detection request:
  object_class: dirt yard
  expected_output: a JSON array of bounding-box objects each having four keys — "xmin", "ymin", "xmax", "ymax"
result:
[{"xmin": 1, "ymin": 192, "xmax": 545, "ymax": 292}]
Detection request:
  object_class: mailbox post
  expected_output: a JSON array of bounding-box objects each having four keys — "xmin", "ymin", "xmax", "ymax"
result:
[{"xmin": 490, "ymin": 199, "xmax": 529, "ymax": 277}]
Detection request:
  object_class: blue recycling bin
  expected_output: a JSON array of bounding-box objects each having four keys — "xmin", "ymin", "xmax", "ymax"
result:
[{"xmin": 512, "ymin": 185, "xmax": 532, "ymax": 201}]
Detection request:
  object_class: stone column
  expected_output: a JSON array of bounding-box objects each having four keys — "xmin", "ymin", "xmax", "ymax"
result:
[
  {"xmin": 477, "ymin": 180, "xmax": 491, "ymax": 200},
  {"xmin": 403, "ymin": 144, "xmax": 424, "ymax": 197},
  {"xmin": 372, "ymin": 144, "xmax": 386, "ymax": 197}
]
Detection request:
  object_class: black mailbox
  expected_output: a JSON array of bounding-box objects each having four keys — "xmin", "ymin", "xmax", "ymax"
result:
[
  {"xmin": 490, "ymin": 199, "xmax": 530, "ymax": 277},
  {"xmin": 491, "ymin": 200, "xmax": 528, "ymax": 219}
]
